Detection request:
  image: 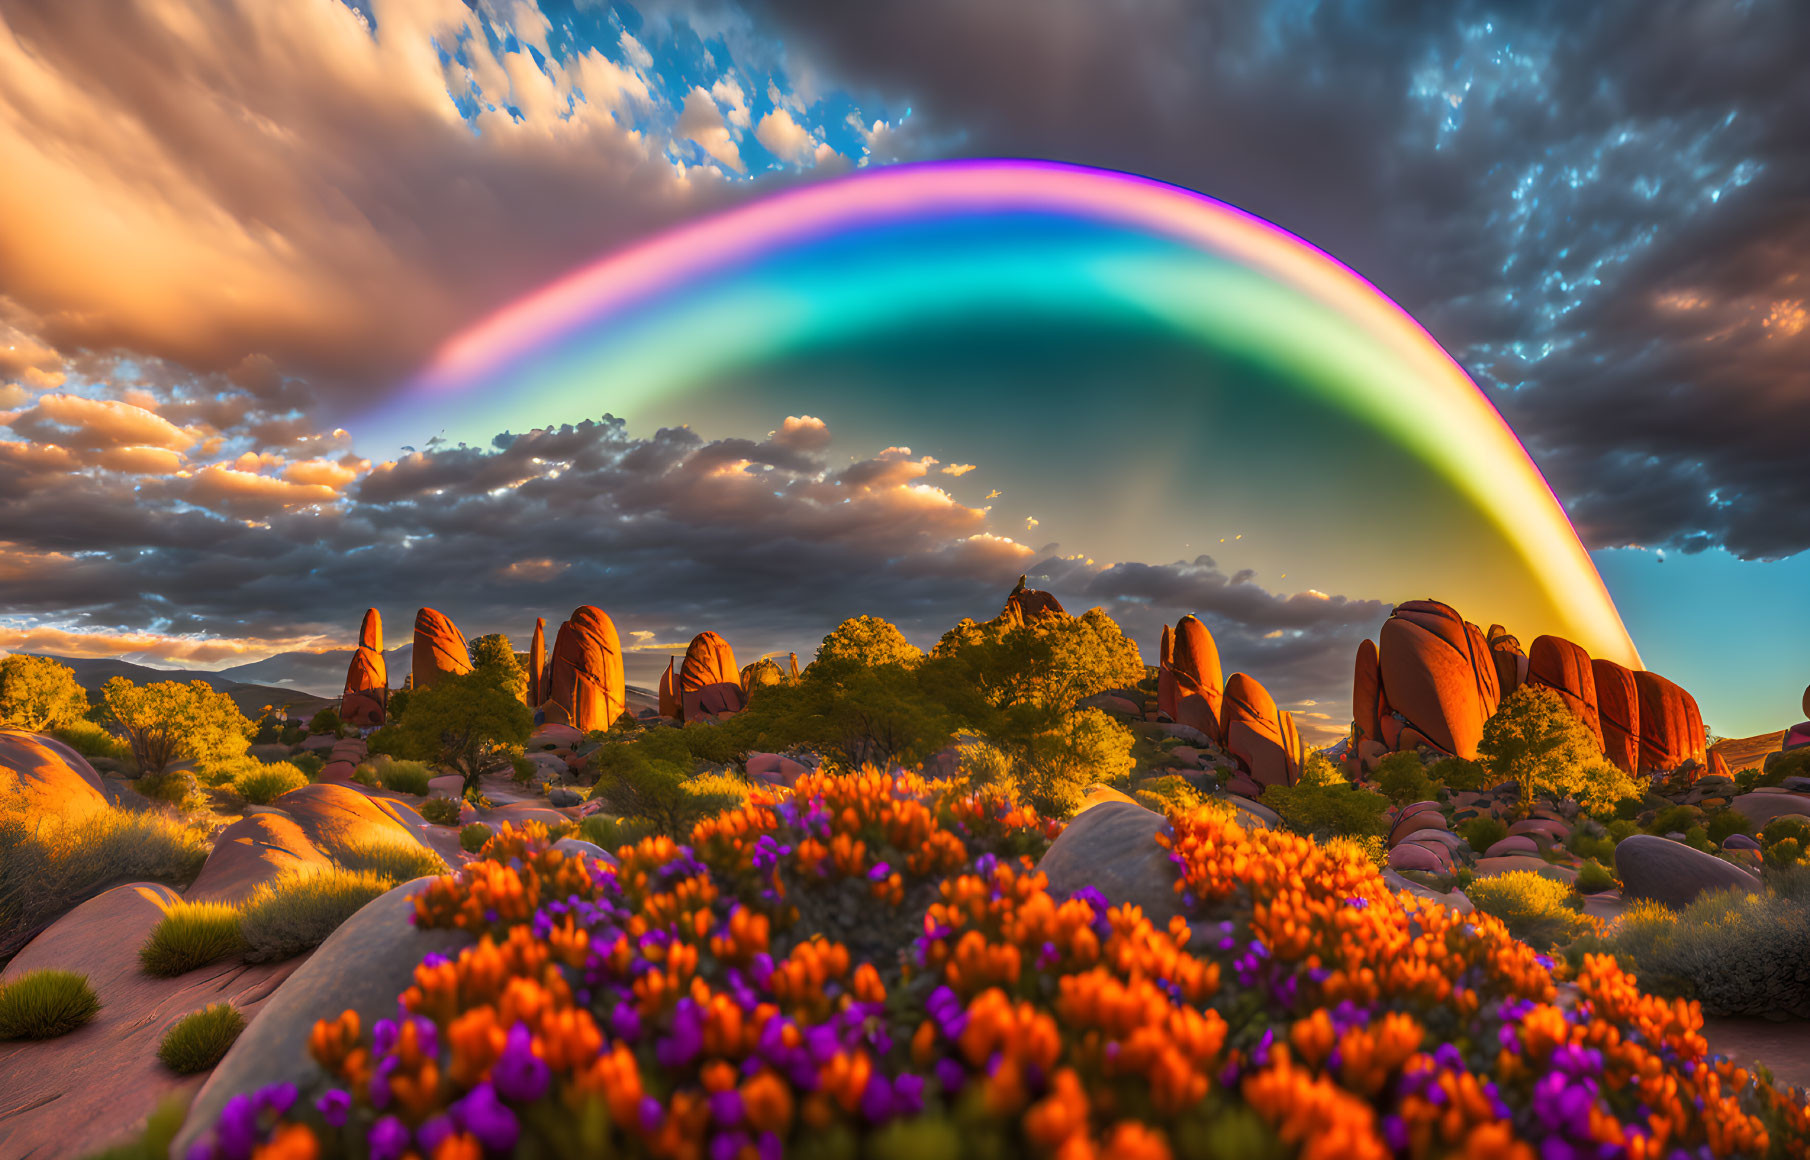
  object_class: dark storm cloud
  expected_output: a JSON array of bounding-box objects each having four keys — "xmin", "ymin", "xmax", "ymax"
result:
[{"xmin": 750, "ymin": 0, "xmax": 1810, "ymax": 560}]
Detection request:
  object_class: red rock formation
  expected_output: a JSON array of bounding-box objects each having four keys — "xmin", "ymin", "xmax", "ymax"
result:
[
  {"xmin": 528, "ymin": 618, "xmax": 547, "ymax": 708},
  {"xmin": 0, "ymin": 729, "xmax": 106, "ymax": 814},
  {"xmin": 1486, "ymin": 624, "xmax": 1529, "ymax": 699},
  {"xmin": 1526, "ymin": 634, "xmax": 1603, "ymax": 750},
  {"xmin": 1000, "ymin": 577, "xmax": 1068, "ymax": 627},
  {"xmin": 1156, "ymin": 624, "xmax": 1177, "ymax": 722},
  {"xmin": 1591, "ymin": 659, "xmax": 1642, "ymax": 775},
  {"xmin": 1221, "ymin": 672, "xmax": 1301, "ymax": 789},
  {"xmin": 1708, "ymin": 749, "xmax": 1732, "ymax": 781},
  {"xmin": 544, "ymin": 607, "xmax": 626, "ymax": 732},
  {"xmin": 341, "ymin": 608, "xmax": 388, "ymax": 727},
  {"xmin": 658, "ymin": 658, "xmax": 679, "ymax": 719},
  {"xmin": 680, "ymin": 631, "xmax": 747, "ymax": 721},
  {"xmin": 1169, "ymin": 615, "xmax": 1225, "ymax": 742},
  {"xmin": 1802, "ymin": 684, "xmax": 1810, "ymax": 721},
  {"xmin": 1352, "ymin": 638, "xmax": 1384, "ymax": 747},
  {"xmin": 1376, "ymin": 600, "xmax": 1500, "ymax": 759},
  {"xmin": 412, "ymin": 607, "xmax": 472, "ymax": 690},
  {"xmin": 1634, "ymin": 670, "xmax": 1706, "ymax": 775}
]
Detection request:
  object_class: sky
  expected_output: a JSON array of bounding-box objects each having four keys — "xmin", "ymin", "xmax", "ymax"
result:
[{"xmin": 0, "ymin": 0, "xmax": 1806, "ymax": 744}]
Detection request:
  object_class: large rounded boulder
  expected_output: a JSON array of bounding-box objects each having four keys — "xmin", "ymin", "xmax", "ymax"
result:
[
  {"xmin": 0, "ymin": 729, "xmax": 106, "ymax": 814},
  {"xmin": 527, "ymin": 617, "xmax": 547, "ymax": 708},
  {"xmin": 1036, "ymin": 799, "xmax": 1183, "ymax": 930},
  {"xmin": 340, "ymin": 607, "xmax": 388, "ymax": 727},
  {"xmin": 1169, "ymin": 615, "xmax": 1225, "ymax": 742},
  {"xmin": 186, "ymin": 812, "xmax": 334, "ymax": 903},
  {"xmin": 1591, "ymin": 658, "xmax": 1642, "ymax": 775},
  {"xmin": 1486, "ymin": 625, "xmax": 1528, "ymax": 699},
  {"xmin": 266, "ymin": 782, "xmax": 432, "ymax": 855},
  {"xmin": 1615, "ymin": 834, "xmax": 1761, "ymax": 908},
  {"xmin": 1376, "ymin": 599, "xmax": 1500, "ymax": 759},
  {"xmin": 545, "ymin": 605, "xmax": 627, "ymax": 731},
  {"xmin": 411, "ymin": 606, "xmax": 472, "ymax": 690},
  {"xmin": 1525, "ymin": 634, "xmax": 1602, "ymax": 750},
  {"xmin": 1221, "ymin": 672, "xmax": 1302, "ymax": 789},
  {"xmin": 1634, "ymin": 670, "xmax": 1706, "ymax": 775},
  {"xmin": 679, "ymin": 630, "xmax": 747, "ymax": 721}
]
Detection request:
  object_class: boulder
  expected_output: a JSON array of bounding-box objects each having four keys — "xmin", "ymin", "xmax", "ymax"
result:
[
  {"xmin": 187, "ymin": 813, "xmax": 334, "ymax": 904},
  {"xmin": 530, "ymin": 723, "xmax": 584, "ymax": 749},
  {"xmin": 1723, "ymin": 834, "xmax": 1761, "ymax": 851},
  {"xmin": 1633, "ymin": 671, "xmax": 1707, "ymax": 775},
  {"xmin": 1035, "ymin": 800, "xmax": 1182, "ymax": 928},
  {"xmin": 1228, "ymin": 797, "xmax": 1279, "ymax": 831},
  {"xmin": 1616, "ymin": 834, "xmax": 1761, "ymax": 908},
  {"xmin": 1508, "ymin": 818, "xmax": 1569, "ymax": 843},
  {"xmin": 1388, "ymin": 843, "xmax": 1446, "ymax": 873},
  {"xmin": 521, "ymin": 751, "xmax": 569, "ymax": 782},
  {"xmin": 1169, "ymin": 615, "xmax": 1225, "ymax": 742},
  {"xmin": 527, "ymin": 617, "xmax": 547, "ymax": 708},
  {"xmin": 297, "ymin": 733, "xmax": 338, "ymax": 752},
  {"xmin": 1376, "ymin": 600, "xmax": 1499, "ymax": 759},
  {"xmin": 0, "ymin": 884, "xmax": 303, "ymax": 1160},
  {"xmin": 679, "ymin": 631, "xmax": 746, "ymax": 722},
  {"xmin": 340, "ymin": 608, "xmax": 388, "ymax": 727},
  {"xmin": 1486, "ymin": 625, "xmax": 1528, "ymax": 698},
  {"xmin": 411, "ymin": 606, "xmax": 472, "ymax": 690},
  {"xmin": 1220, "ymin": 672, "xmax": 1301, "ymax": 788},
  {"xmin": 747, "ymin": 752, "xmax": 811, "ymax": 784},
  {"xmin": 1152, "ymin": 722, "xmax": 1214, "ymax": 746},
  {"xmin": 545, "ymin": 606, "xmax": 627, "ymax": 732},
  {"xmin": 1078, "ymin": 691, "xmax": 1141, "ymax": 717},
  {"xmin": 1396, "ymin": 799, "xmax": 1443, "ymax": 822},
  {"xmin": 427, "ymin": 775, "xmax": 464, "ymax": 800},
  {"xmin": 1383, "ymin": 869, "xmax": 1474, "ymax": 915},
  {"xmin": 658, "ymin": 657, "xmax": 680, "ymax": 719},
  {"xmin": 1591, "ymin": 658, "xmax": 1642, "ymax": 775},
  {"xmin": 1156, "ymin": 624, "xmax": 1177, "ymax": 722},
  {"xmin": 0, "ymin": 729, "xmax": 106, "ymax": 814},
  {"xmin": 1725, "ymin": 792, "xmax": 1810, "ymax": 830},
  {"xmin": 1388, "ymin": 811, "xmax": 1448, "ymax": 847},
  {"xmin": 1352, "ymin": 638, "xmax": 1385, "ymax": 752},
  {"xmin": 266, "ymin": 782, "xmax": 430, "ymax": 854},
  {"xmin": 1404, "ymin": 828, "xmax": 1466, "ymax": 853},
  {"xmin": 1484, "ymin": 835, "xmax": 1540, "ymax": 858},
  {"xmin": 999, "ymin": 579, "xmax": 1067, "ymax": 627},
  {"xmin": 550, "ymin": 837, "xmax": 618, "ymax": 866},
  {"xmin": 1526, "ymin": 635, "xmax": 1603, "ymax": 750},
  {"xmin": 172, "ymin": 878, "xmax": 473, "ymax": 1160},
  {"xmin": 547, "ymin": 787, "xmax": 583, "ymax": 808}
]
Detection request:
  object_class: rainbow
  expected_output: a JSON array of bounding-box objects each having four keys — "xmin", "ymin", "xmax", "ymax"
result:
[{"xmin": 368, "ymin": 159, "xmax": 1640, "ymax": 668}]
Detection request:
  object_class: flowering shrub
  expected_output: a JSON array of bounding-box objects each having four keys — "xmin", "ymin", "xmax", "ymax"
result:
[{"xmin": 185, "ymin": 770, "xmax": 1810, "ymax": 1160}]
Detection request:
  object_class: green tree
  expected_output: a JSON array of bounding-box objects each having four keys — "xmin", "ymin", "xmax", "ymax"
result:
[
  {"xmin": 469, "ymin": 633, "xmax": 527, "ymax": 699},
  {"xmin": 388, "ymin": 668, "xmax": 533, "ymax": 796},
  {"xmin": 586, "ymin": 747, "xmax": 746, "ymax": 837},
  {"xmin": 1013, "ymin": 707, "xmax": 1136, "ymax": 816},
  {"xmin": 1479, "ymin": 685, "xmax": 1639, "ymax": 816},
  {"xmin": 101, "ymin": 678, "xmax": 253, "ymax": 777},
  {"xmin": 731, "ymin": 663, "xmax": 955, "ymax": 771},
  {"xmin": 814, "ymin": 616, "xmax": 923, "ymax": 670},
  {"xmin": 0, "ymin": 656, "xmax": 90, "ymax": 733},
  {"xmin": 928, "ymin": 607, "xmax": 1144, "ymax": 721}
]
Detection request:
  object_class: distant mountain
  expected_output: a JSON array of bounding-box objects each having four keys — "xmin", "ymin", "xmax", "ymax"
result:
[
  {"xmin": 215, "ymin": 646, "xmax": 413, "ymax": 699},
  {"xmin": 27, "ymin": 654, "xmax": 339, "ymax": 718}
]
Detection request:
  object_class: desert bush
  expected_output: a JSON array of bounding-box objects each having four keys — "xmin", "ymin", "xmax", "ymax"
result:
[
  {"xmin": 1565, "ymin": 825, "xmax": 1617, "ymax": 864},
  {"xmin": 1760, "ymin": 817, "xmax": 1810, "ymax": 869},
  {"xmin": 420, "ymin": 797, "xmax": 462, "ymax": 825},
  {"xmin": 1459, "ymin": 815, "xmax": 1509, "ymax": 853},
  {"xmin": 815, "ymin": 615, "xmax": 924, "ymax": 669},
  {"xmin": 0, "ymin": 968, "xmax": 100, "ymax": 1038},
  {"xmin": 131, "ymin": 769, "xmax": 203, "ymax": 808},
  {"xmin": 1479, "ymin": 686, "xmax": 1639, "ymax": 815},
  {"xmin": 139, "ymin": 902, "xmax": 244, "ymax": 977},
  {"xmin": 578, "ymin": 813, "xmax": 653, "ymax": 853},
  {"xmin": 1324, "ymin": 834, "xmax": 1388, "ymax": 872},
  {"xmin": 0, "ymin": 655, "xmax": 90, "ymax": 733},
  {"xmin": 1605, "ymin": 888, "xmax": 1810, "ymax": 1017},
  {"xmin": 1647, "ymin": 804, "xmax": 1701, "ymax": 836},
  {"xmin": 511, "ymin": 755, "xmax": 536, "ymax": 785},
  {"xmin": 1260, "ymin": 777, "xmax": 1391, "ymax": 842},
  {"xmin": 1010, "ymin": 708, "xmax": 1135, "ymax": 817},
  {"xmin": 587, "ymin": 746, "xmax": 747, "ymax": 836},
  {"xmin": 233, "ymin": 761, "xmax": 308, "ymax": 805},
  {"xmin": 1466, "ymin": 870, "xmax": 1595, "ymax": 949},
  {"xmin": 327, "ymin": 830, "xmax": 446, "ymax": 884},
  {"xmin": 1132, "ymin": 774, "xmax": 1205, "ymax": 815},
  {"xmin": 460, "ymin": 823, "xmax": 492, "ymax": 853},
  {"xmin": 1372, "ymin": 751, "xmax": 1438, "ymax": 806},
  {"xmin": 953, "ymin": 734, "xmax": 1017, "ymax": 790},
  {"xmin": 1760, "ymin": 746, "xmax": 1810, "ymax": 781},
  {"xmin": 1427, "ymin": 755, "xmax": 1487, "ymax": 792},
  {"xmin": 50, "ymin": 719, "xmax": 131, "ymax": 762},
  {"xmin": 81, "ymin": 1092, "xmax": 190, "ymax": 1160},
  {"xmin": 102, "ymin": 677, "xmax": 252, "ymax": 778},
  {"xmin": 1574, "ymin": 859, "xmax": 1618, "ymax": 895},
  {"xmin": 290, "ymin": 752, "xmax": 324, "ymax": 780},
  {"xmin": 369, "ymin": 757, "xmax": 432, "ymax": 796},
  {"xmin": 157, "ymin": 1002, "xmax": 246, "ymax": 1074},
  {"xmin": 307, "ymin": 707, "xmax": 343, "ymax": 737},
  {"xmin": 1704, "ymin": 809, "xmax": 1751, "ymax": 845},
  {"xmin": 0, "ymin": 794, "xmax": 210, "ymax": 958},
  {"xmin": 238, "ymin": 868, "xmax": 390, "ymax": 962}
]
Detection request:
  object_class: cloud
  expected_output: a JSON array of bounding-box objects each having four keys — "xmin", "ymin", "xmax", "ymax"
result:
[
  {"xmin": 6, "ymin": 393, "xmax": 193, "ymax": 454},
  {"xmin": 940, "ymin": 463, "xmax": 975, "ymax": 476},
  {"xmin": 678, "ymin": 86, "xmax": 747, "ymax": 173},
  {"xmin": 756, "ymin": 106, "xmax": 835, "ymax": 166},
  {"xmin": 0, "ymin": 623, "xmax": 334, "ymax": 666},
  {"xmin": 770, "ymin": 414, "xmax": 831, "ymax": 450}
]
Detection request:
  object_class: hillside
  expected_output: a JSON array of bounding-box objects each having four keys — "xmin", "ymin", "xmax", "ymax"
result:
[{"xmin": 24, "ymin": 653, "xmax": 339, "ymax": 718}]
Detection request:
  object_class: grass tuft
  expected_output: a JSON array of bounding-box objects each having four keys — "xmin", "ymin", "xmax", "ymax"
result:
[
  {"xmin": 460, "ymin": 823, "xmax": 492, "ymax": 853},
  {"xmin": 233, "ymin": 762, "xmax": 308, "ymax": 805},
  {"xmin": 328, "ymin": 829, "xmax": 447, "ymax": 883},
  {"xmin": 156, "ymin": 1003, "xmax": 246, "ymax": 1074},
  {"xmin": 238, "ymin": 868, "xmax": 391, "ymax": 963},
  {"xmin": 0, "ymin": 968, "xmax": 100, "ymax": 1039},
  {"xmin": 139, "ymin": 901, "xmax": 245, "ymax": 977},
  {"xmin": 371, "ymin": 758, "xmax": 433, "ymax": 797}
]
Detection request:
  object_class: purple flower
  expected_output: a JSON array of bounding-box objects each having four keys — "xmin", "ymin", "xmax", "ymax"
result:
[
  {"xmin": 610, "ymin": 1002, "xmax": 643, "ymax": 1042},
  {"xmin": 454, "ymin": 1083, "xmax": 520, "ymax": 1152},
  {"xmin": 208, "ymin": 1094, "xmax": 258, "ymax": 1160},
  {"xmin": 416, "ymin": 1116, "xmax": 454, "ymax": 1156},
  {"xmin": 867, "ymin": 862, "xmax": 892, "ymax": 881},
  {"xmin": 710, "ymin": 1088, "xmax": 745, "ymax": 1128},
  {"xmin": 710, "ymin": 1131, "xmax": 750, "ymax": 1160},
  {"xmin": 372, "ymin": 1018, "xmax": 399, "ymax": 1056},
  {"xmin": 639, "ymin": 1096, "xmax": 665, "ymax": 1132},
  {"xmin": 935, "ymin": 1058, "xmax": 966, "ymax": 1093},
  {"xmin": 492, "ymin": 1023, "xmax": 551, "ymax": 1103},
  {"xmin": 367, "ymin": 1116, "xmax": 411, "ymax": 1160},
  {"xmin": 314, "ymin": 1089, "xmax": 351, "ymax": 1128}
]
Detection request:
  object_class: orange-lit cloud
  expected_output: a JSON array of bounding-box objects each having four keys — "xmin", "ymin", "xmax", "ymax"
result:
[{"xmin": 0, "ymin": 626, "xmax": 335, "ymax": 666}]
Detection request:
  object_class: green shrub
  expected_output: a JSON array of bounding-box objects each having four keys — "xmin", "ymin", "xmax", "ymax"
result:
[
  {"xmin": 233, "ymin": 762, "xmax": 308, "ymax": 805},
  {"xmin": 370, "ymin": 758, "xmax": 432, "ymax": 796},
  {"xmin": 1566, "ymin": 827, "xmax": 1617, "ymax": 863},
  {"xmin": 328, "ymin": 831, "xmax": 446, "ymax": 884},
  {"xmin": 1259, "ymin": 778, "xmax": 1391, "ymax": 841},
  {"xmin": 1372, "ymin": 751, "xmax": 1438, "ymax": 806},
  {"xmin": 0, "ymin": 968, "xmax": 100, "ymax": 1038},
  {"xmin": 50, "ymin": 719, "xmax": 131, "ymax": 762},
  {"xmin": 132, "ymin": 769, "xmax": 200, "ymax": 805},
  {"xmin": 1574, "ymin": 859, "xmax": 1618, "ymax": 895},
  {"xmin": 460, "ymin": 823, "xmax": 493, "ymax": 853},
  {"xmin": 292, "ymin": 752, "xmax": 324, "ymax": 779},
  {"xmin": 578, "ymin": 814, "xmax": 653, "ymax": 853},
  {"xmin": 1132, "ymin": 775, "xmax": 1205, "ymax": 815},
  {"xmin": 157, "ymin": 1003, "xmax": 245, "ymax": 1073},
  {"xmin": 1458, "ymin": 816, "xmax": 1509, "ymax": 853},
  {"xmin": 1704, "ymin": 809, "xmax": 1751, "ymax": 845},
  {"xmin": 1606, "ymin": 888, "xmax": 1810, "ymax": 1017},
  {"xmin": 954, "ymin": 735, "xmax": 1018, "ymax": 790},
  {"xmin": 420, "ymin": 797, "xmax": 462, "ymax": 825},
  {"xmin": 238, "ymin": 868, "xmax": 391, "ymax": 962},
  {"xmin": 139, "ymin": 902, "xmax": 244, "ymax": 977},
  {"xmin": 307, "ymin": 707, "xmax": 343, "ymax": 736},
  {"xmin": 1760, "ymin": 817, "xmax": 1810, "ymax": 869},
  {"xmin": 1427, "ymin": 756, "xmax": 1487, "ymax": 792},
  {"xmin": 511, "ymin": 755, "xmax": 536, "ymax": 785},
  {"xmin": 1466, "ymin": 870, "xmax": 1595, "ymax": 949},
  {"xmin": 1647, "ymin": 804, "xmax": 1702, "ymax": 836},
  {"xmin": 0, "ymin": 796, "xmax": 210, "ymax": 959}
]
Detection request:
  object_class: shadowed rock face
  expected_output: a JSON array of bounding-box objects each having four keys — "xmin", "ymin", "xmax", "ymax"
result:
[
  {"xmin": 1169, "ymin": 615, "xmax": 1225, "ymax": 743},
  {"xmin": 658, "ymin": 657, "xmax": 679, "ymax": 719},
  {"xmin": 528, "ymin": 617, "xmax": 547, "ymax": 708},
  {"xmin": 411, "ymin": 607, "xmax": 472, "ymax": 690},
  {"xmin": 1352, "ymin": 637, "xmax": 1384, "ymax": 748},
  {"xmin": 1634, "ymin": 670, "xmax": 1707, "ymax": 776},
  {"xmin": 1616, "ymin": 834, "xmax": 1759, "ymax": 908},
  {"xmin": 1486, "ymin": 624, "xmax": 1528, "ymax": 699},
  {"xmin": 679, "ymin": 631, "xmax": 747, "ymax": 721},
  {"xmin": 1802, "ymin": 684, "xmax": 1810, "ymax": 721},
  {"xmin": 341, "ymin": 608, "xmax": 388, "ymax": 727},
  {"xmin": 1591, "ymin": 658, "xmax": 1642, "ymax": 775},
  {"xmin": 0, "ymin": 728, "xmax": 106, "ymax": 814},
  {"xmin": 1222, "ymin": 671, "xmax": 1302, "ymax": 788},
  {"xmin": 1376, "ymin": 599, "xmax": 1500, "ymax": 759},
  {"xmin": 545, "ymin": 606, "xmax": 626, "ymax": 732},
  {"xmin": 1000, "ymin": 583, "xmax": 1068, "ymax": 627},
  {"xmin": 1156, "ymin": 623, "xmax": 1177, "ymax": 722},
  {"xmin": 1526, "ymin": 634, "xmax": 1603, "ymax": 750}
]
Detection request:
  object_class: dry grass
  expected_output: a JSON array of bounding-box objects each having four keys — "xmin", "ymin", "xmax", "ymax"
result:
[
  {"xmin": 139, "ymin": 902, "xmax": 244, "ymax": 977},
  {"xmin": 0, "ymin": 968, "xmax": 100, "ymax": 1039},
  {"xmin": 156, "ymin": 1003, "xmax": 245, "ymax": 1073},
  {"xmin": 326, "ymin": 828, "xmax": 446, "ymax": 883},
  {"xmin": 237, "ymin": 867, "xmax": 391, "ymax": 963}
]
